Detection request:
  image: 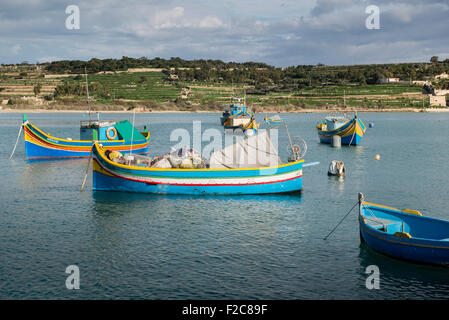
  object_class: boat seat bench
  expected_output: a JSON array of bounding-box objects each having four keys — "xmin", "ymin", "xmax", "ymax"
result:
[{"xmin": 364, "ymin": 217, "xmax": 398, "ymax": 229}]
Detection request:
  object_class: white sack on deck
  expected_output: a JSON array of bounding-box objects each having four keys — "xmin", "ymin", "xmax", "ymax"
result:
[{"xmin": 209, "ymin": 130, "xmax": 282, "ymax": 169}]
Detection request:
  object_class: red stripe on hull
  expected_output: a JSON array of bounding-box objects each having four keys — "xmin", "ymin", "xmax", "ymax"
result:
[{"xmin": 94, "ymin": 158, "xmax": 303, "ymax": 187}]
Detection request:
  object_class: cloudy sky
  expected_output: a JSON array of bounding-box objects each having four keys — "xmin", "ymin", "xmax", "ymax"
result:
[{"xmin": 1, "ymin": 0, "xmax": 448, "ymax": 67}]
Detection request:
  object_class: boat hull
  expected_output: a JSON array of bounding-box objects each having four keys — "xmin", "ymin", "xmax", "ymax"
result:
[
  {"xmin": 92, "ymin": 144, "xmax": 303, "ymax": 195},
  {"xmin": 223, "ymin": 118, "xmax": 252, "ymax": 129},
  {"xmin": 360, "ymin": 203, "xmax": 449, "ymax": 266},
  {"xmin": 317, "ymin": 117, "xmax": 366, "ymax": 145},
  {"xmin": 23, "ymin": 121, "xmax": 150, "ymax": 160}
]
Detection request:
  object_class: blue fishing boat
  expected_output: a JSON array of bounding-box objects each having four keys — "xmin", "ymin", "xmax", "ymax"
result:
[
  {"xmin": 23, "ymin": 114, "xmax": 150, "ymax": 160},
  {"xmin": 316, "ymin": 114, "xmax": 366, "ymax": 145},
  {"xmin": 220, "ymin": 98, "xmax": 256, "ymax": 128},
  {"xmin": 92, "ymin": 131, "xmax": 304, "ymax": 195},
  {"xmin": 358, "ymin": 193, "xmax": 449, "ymax": 266}
]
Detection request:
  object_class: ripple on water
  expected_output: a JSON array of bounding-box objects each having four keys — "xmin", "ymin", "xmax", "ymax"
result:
[{"xmin": 1, "ymin": 112, "xmax": 449, "ymax": 299}]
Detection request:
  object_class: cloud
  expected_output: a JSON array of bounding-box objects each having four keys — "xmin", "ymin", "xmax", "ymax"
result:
[
  {"xmin": 153, "ymin": 6, "xmax": 185, "ymax": 29},
  {"xmin": 0, "ymin": 0, "xmax": 448, "ymax": 66},
  {"xmin": 198, "ymin": 16, "xmax": 224, "ymax": 29}
]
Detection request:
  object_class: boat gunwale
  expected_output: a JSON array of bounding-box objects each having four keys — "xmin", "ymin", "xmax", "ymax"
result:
[
  {"xmin": 93, "ymin": 142, "xmax": 304, "ymax": 173},
  {"xmin": 93, "ymin": 157, "xmax": 303, "ymax": 187},
  {"xmin": 317, "ymin": 117, "xmax": 355, "ymax": 135},
  {"xmin": 25, "ymin": 121, "xmax": 150, "ymax": 145},
  {"xmin": 360, "ymin": 202, "xmax": 449, "ymax": 249}
]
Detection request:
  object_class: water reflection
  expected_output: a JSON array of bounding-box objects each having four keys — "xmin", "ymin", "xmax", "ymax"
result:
[
  {"xmin": 92, "ymin": 191, "xmax": 303, "ymax": 216},
  {"xmin": 21, "ymin": 160, "xmax": 86, "ymax": 190},
  {"xmin": 357, "ymin": 243, "xmax": 449, "ymax": 299}
]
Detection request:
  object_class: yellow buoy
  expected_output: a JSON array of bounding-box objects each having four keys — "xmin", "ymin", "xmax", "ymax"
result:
[{"xmin": 375, "ymin": 154, "xmax": 380, "ymax": 160}]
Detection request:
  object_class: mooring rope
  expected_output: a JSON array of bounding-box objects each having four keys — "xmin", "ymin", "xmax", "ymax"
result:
[
  {"xmin": 323, "ymin": 200, "xmax": 359, "ymax": 240},
  {"xmin": 9, "ymin": 124, "xmax": 23, "ymax": 160},
  {"xmin": 362, "ymin": 204, "xmax": 386, "ymax": 228},
  {"xmin": 80, "ymin": 142, "xmax": 95, "ymax": 192}
]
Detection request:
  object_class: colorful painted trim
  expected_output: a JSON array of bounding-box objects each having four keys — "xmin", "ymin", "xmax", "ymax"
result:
[
  {"xmin": 92, "ymin": 143, "xmax": 304, "ymax": 195},
  {"xmin": 359, "ymin": 201, "xmax": 449, "ymax": 265},
  {"xmin": 317, "ymin": 117, "xmax": 366, "ymax": 145},
  {"xmin": 23, "ymin": 121, "xmax": 150, "ymax": 160}
]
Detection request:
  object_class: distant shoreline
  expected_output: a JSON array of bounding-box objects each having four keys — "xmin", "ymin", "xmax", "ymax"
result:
[{"xmin": 1, "ymin": 107, "xmax": 449, "ymax": 113}]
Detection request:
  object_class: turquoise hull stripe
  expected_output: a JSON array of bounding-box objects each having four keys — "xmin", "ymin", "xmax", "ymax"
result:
[
  {"xmin": 94, "ymin": 147, "xmax": 303, "ymax": 179},
  {"xmin": 25, "ymin": 140, "xmax": 148, "ymax": 160},
  {"xmin": 93, "ymin": 169, "xmax": 303, "ymax": 195},
  {"xmin": 26, "ymin": 123, "xmax": 148, "ymax": 147}
]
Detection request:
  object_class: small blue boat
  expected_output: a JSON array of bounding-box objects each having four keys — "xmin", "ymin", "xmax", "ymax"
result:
[
  {"xmin": 358, "ymin": 193, "xmax": 449, "ymax": 266},
  {"xmin": 316, "ymin": 114, "xmax": 366, "ymax": 145}
]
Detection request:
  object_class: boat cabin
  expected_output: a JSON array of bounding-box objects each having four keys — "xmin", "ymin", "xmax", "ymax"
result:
[
  {"xmin": 323, "ymin": 115, "xmax": 348, "ymax": 131},
  {"xmin": 228, "ymin": 98, "xmax": 251, "ymax": 117},
  {"xmin": 80, "ymin": 120, "xmax": 147, "ymax": 142}
]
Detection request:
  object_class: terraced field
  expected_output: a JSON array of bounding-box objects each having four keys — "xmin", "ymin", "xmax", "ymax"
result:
[
  {"xmin": 182, "ymin": 82, "xmax": 429, "ymax": 109},
  {"xmin": 66, "ymin": 71, "xmax": 180, "ymax": 103},
  {"xmin": 0, "ymin": 65, "xmax": 432, "ymax": 110},
  {"xmin": 0, "ymin": 77, "xmax": 61, "ymax": 97}
]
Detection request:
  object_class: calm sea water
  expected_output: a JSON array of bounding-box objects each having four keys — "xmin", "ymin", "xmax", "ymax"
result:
[{"xmin": 1, "ymin": 112, "xmax": 449, "ymax": 300}]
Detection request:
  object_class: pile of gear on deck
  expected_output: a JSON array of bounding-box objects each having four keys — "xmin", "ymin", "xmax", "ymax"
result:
[
  {"xmin": 104, "ymin": 130, "xmax": 282, "ymax": 170},
  {"xmin": 105, "ymin": 146, "xmax": 208, "ymax": 169},
  {"xmin": 105, "ymin": 131, "xmax": 282, "ymax": 169}
]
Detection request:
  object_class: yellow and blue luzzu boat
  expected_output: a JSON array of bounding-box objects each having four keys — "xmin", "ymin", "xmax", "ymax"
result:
[
  {"xmin": 316, "ymin": 114, "xmax": 366, "ymax": 145},
  {"xmin": 358, "ymin": 193, "xmax": 449, "ymax": 266},
  {"xmin": 221, "ymin": 98, "xmax": 254, "ymax": 129},
  {"xmin": 264, "ymin": 114, "xmax": 283, "ymax": 124},
  {"xmin": 22, "ymin": 115, "xmax": 150, "ymax": 160},
  {"xmin": 91, "ymin": 142, "xmax": 304, "ymax": 195}
]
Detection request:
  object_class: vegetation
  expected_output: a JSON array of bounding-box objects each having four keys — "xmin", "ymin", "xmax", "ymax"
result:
[
  {"xmin": 37, "ymin": 56, "xmax": 449, "ymax": 86},
  {"xmin": 33, "ymin": 83, "xmax": 41, "ymax": 96},
  {"xmin": 1, "ymin": 56, "xmax": 448, "ymax": 111}
]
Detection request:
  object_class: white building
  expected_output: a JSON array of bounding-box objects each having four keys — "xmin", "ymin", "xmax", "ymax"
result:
[
  {"xmin": 429, "ymin": 95, "xmax": 446, "ymax": 107},
  {"xmin": 379, "ymin": 77, "xmax": 400, "ymax": 84}
]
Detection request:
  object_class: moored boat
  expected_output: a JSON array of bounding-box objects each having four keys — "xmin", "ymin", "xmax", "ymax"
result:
[
  {"xmin": 92, "ymin": 131, "xmax": 304, "ymax": 195},
  {"xmin": 316, "ymin": 113, "xmax": 366, "ymax": 145},
  {"xmin": 221, "ymin": 98, "xmax": 256, "ymax": 129},
  {"xmin": 358, "ymin": 193, "xmax": 449, "ymax": 266},
  {"xmin": 264, "ymin": 114, "xmax": 283, "ymax": 124},
  {"xmin": 238, "ymin": 116, "xmax": 260, "ymax": 136},
  {"xmin": 23, "ymin": 114, "xmax": 150, "ymax": 160}
]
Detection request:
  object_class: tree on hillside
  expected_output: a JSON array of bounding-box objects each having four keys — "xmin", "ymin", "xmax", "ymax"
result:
[
  {"xmin": 430, "ymin": 56, "xmax": 439, "ymax": 64},
  {"xmin": 139, "ymin": 75, "xmax": 147, "ymax": 84},
  {"xmin": 33, "ymin": 83, "xmax": 41, "ymax": 96}
]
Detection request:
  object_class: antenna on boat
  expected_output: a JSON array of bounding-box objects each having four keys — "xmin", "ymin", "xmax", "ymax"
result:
[
  {"xmin": 128, "ymin": 108, "xmax": 136, "ymax": 163},
  {"xmin": 244, "ymin": 88, "xmax": 246, "ymax": 106},
  {"xmin": 85, "ymin": 65, "xmax": 91, "ymax": 121},
  {"xmin": 231, "ymin": 78, "xmax": 234, "ymax": 104}
]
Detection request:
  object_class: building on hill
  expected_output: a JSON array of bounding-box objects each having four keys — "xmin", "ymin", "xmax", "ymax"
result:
[
  {"xmin": 429, "ymin": 95, "xmax": 447, "ymax": 107},
  {"xmin": 434, "ymin": 72, "xmax": 449, "ymax": 80},
  {"xmin": 180, "ymin": 87, "xmax": 190, "ymax": 99},
  {"xmin": 412, "ymin": 80, "xmax": 431, "ymax": 86},
  {"xmin": 379, "ymin": 77, "xmax": 400, "ymax": 84},
  {"xmin": 434, "ymin": 89, "xmax": 449, "ymax": 96}
]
